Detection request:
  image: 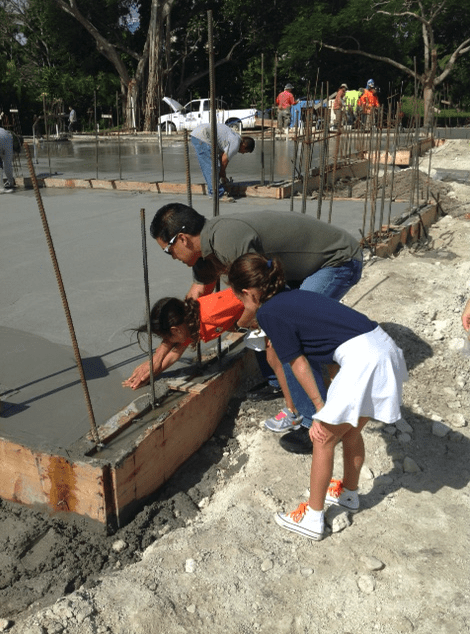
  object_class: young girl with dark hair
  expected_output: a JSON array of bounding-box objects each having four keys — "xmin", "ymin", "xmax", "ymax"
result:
[
  {"xmin": 228, "ymin": 253, "xmax": 408, "ymax": 541},
  {"xmin": 123, "ymin": 289, "xmax": 244, "ymax": 390}
]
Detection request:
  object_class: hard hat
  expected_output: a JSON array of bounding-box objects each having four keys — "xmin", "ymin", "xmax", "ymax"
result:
[
  {"xmin": 340, "ymin": 83, "xmax": 348, "ymax": 89},
  {"xmin": 367, "ymin": 79, "xmax": 375, "ymax": 88},
  {"xmin": 284, "ymin": 83, "xmax": 294, "ymax": 90}
]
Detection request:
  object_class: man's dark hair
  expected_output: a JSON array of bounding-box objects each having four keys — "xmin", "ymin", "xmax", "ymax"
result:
[
  {"xmin": 241, "ymin": 136, "xmax": 255, "ymax": 153},
  {"xmin": 149, "ymin": 203, "xmax": 206, "ymax": 242}
]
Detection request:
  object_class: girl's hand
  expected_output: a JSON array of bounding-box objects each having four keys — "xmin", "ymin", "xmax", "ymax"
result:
[
  {"xmin": 122, "ymin": 362, "xmax": 151, "ymax": 390},
  {"xmin": 309, "ymin": 419, "xmax": 327, "ymax": 444}
]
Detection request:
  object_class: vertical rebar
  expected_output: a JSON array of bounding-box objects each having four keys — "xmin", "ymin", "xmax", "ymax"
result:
[
  {"xmin": 207, "ymin": 10, "xmax": 221, "ymax": 358},
  {"xmin": 140, "ymin": 209, "xmax": 157, "ymax": 408},
  {"xmin": 42, "ymin": 94, "xmax": 52, "ymax": 177},
  {"xmin": 271, "ymin": 54, "xmax": 277, "ymax": 183},
  {"xmin": 260, "ymin": 53, "xmax": 265, "ymax": 186},
  {"xmin": 24, "ymin": 142, "xmax": 101, "ymax": 447},
  {"xmin": 184, "ymin": 129, "xmax": 192, "ymax": 208},
  {"xmin": 378, "ymin": 106, "xmax": 392, "ymax": 231},
  {"xmin": 387, "ymin": 103, "xmax": 401, "ymax": 228},
  {"xmin": 94, "ymin": 89, "xmax": 99, "ymax": 180},
  {"xmin": 290, "ymin": 119, "xmax": 299, "ymax": 211},
  {"xmin": 116, "ymin": 91, "xmax": 122, "ymax": 180},
  {"xmin": 208, "ymin": 10, "xmax": 219, "ymax": 221},
  {"xmin": 301, "ymin": 104, "xmax": 313, "ymax": 214}
]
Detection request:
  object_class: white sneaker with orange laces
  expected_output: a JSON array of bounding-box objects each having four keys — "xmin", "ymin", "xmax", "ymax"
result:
[
  {"xmin": 325, "ymin": 479, "xmax": 360, "ymax": 513},
  {"xmin": 274, "ymin": 503, "xmax": 324, "ymax": 541}
]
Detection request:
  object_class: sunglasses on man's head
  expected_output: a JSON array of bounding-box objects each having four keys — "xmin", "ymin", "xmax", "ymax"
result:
[{"xmin": 163, "ymin": 225, "xmax": 186, "ymax": 254}]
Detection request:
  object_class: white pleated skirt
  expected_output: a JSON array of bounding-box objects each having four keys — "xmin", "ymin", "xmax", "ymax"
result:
[{"xmin": 315, "ymin": 325, "xmax": 408, "ymax": 427}]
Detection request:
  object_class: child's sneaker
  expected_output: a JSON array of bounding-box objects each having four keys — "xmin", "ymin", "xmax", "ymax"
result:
[
  {"xmin": 275, "ymin": 502, "xmax": 324, "ymax": 541},
  {"xmin": 264, "ymin": 408, "xmax": 303, "ymax": 433},
  {"xmin": 325, "ymin": 479, "xmax": 359, "ymax": 513}
]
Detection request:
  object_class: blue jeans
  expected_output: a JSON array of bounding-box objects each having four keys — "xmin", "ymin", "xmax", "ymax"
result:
[
  {"xmin": 191, "ymin": 137, "xmax": 224, "ymax": 198},
  {"xmin": 285, "ymin": 257, "xmax": 363, "ymax": 427}
]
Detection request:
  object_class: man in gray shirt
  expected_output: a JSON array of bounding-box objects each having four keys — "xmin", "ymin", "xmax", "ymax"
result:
[
  {"xmin": 150, "ymin": 203, "xmax": 363, "ymax": 453},
  {"xmin": 190, "ymin": 123, "xmax": 255, "ymax": 201}
]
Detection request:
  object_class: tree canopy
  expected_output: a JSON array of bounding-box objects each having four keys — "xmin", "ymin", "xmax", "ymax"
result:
[{"xmin": 1, "ymin": 0, "xmax": 470, "ymax": 132}]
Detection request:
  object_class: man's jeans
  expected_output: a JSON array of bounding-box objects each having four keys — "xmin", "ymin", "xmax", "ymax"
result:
[
  {"xmin": 285, "ymin": 257, "xmax": 363, "ymax": 427},
  {"xmin": 191, "ymin": 136, "xmax": 224, "ymax": 198}
]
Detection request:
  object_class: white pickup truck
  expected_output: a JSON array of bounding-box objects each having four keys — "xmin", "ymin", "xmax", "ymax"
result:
[{"xmin": 158, "ymin": 97, "xmax": 257, "ymax": 132}]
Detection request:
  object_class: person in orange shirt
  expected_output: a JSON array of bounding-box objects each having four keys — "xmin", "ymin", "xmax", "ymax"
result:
[
  {"xmin": 276, "ymin": 83, "xmax": 298, "ymax": 133},
  {"xmin": 333, "ymin": 83, "xmax": 348, "ymax": 129},
  {"xmin": 358, "ymin": 79, "xmax": 379, "ymax": 129}
]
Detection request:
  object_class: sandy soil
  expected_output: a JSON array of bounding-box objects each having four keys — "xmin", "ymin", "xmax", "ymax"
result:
[{"xmin": 1, "ymin": 139, "xmax": 470, "ymax": 634}]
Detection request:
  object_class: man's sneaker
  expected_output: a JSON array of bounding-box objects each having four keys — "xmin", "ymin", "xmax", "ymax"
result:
[
  {"xmin": 0, "ymin": 187, "xmax": 14, "ymax": 194},
  {"xmin": 247, "ymin": 382, "xmax": 282, "ymax": 401},
  {"xmin": 325, "ymin": 479, "xmax": 359, "ymax": 513},
  {"xmin": 275, "ymin": 503, "xmax": 324, "ymax": 541},
  {"xmin": 264, "ymin": 408, "xmax": 303, "ymax": 433},
  {"xmin": 220, "ymin": 192, "xmax": 235, "ymax": 203},
  {"xmin": 279, "ymin": 425, "xmax": 312, "ymax": 454}
]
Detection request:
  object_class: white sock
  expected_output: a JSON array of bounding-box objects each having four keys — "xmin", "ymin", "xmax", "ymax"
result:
[{"xmin": 308, "ymin": 507, "xmax": 324, "ymax": 522}]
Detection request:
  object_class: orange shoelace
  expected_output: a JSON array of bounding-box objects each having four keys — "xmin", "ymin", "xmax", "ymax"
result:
[
  {"xmin": 287, "ymin": 502, "xmax": 309, "ymax": 523},
  {"xmin": 327, "ymin": 478, "xmax": 344, "ymax": 499}
]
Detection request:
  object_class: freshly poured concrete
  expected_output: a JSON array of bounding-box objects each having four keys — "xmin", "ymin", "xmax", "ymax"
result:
[{"xmin": 1, "ymin": 137, "xmax": 410, "ymax": 455}]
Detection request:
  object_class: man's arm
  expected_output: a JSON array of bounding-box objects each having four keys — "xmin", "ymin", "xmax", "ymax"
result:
[
  {"xmin": 186, "ymin": 281, "xmax": 217, "ymax": 300},
  {"xmin": 219, "ymin": 153, "xmax": 230, "ymax": 179}
]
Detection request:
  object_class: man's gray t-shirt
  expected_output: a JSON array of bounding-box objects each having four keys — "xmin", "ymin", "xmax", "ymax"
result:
[
  {"xmin": 193, "ymin": 210, "xmax": 362, "ymax": 285},
  {"xmin": 191, "ymin": 123, "xmax": 241, "ymax": 162}
]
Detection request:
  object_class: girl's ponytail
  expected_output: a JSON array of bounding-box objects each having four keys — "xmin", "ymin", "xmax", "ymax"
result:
[{"xmin": 227, "ymin": 253, "xmax": 285, "ymax": 303}]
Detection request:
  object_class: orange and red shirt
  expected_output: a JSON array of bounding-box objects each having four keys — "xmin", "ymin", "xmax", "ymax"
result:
[{"xmin": 276, "ymin": 90, "xmax": 296, "ymax": 110}]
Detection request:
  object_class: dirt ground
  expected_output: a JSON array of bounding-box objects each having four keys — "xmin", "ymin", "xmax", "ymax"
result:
[{"xmin": 1, "ymin": 139, "xmax": 470, "ymax": 634}]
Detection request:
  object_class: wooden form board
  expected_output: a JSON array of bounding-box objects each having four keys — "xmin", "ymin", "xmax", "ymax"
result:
[{"xmin": 0, "ymin": 348, "xmax": 259, "ymax": 529}]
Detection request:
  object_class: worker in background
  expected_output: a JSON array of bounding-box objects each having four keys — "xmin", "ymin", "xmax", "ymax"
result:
[
  {"xmin": 344, "ymin": 88, "xmax": 362, "ymax": 127},
  {"xmin": 332, "ymin": 83, "xmax": 348, "ymax": 129},
  {"xmin": 0, "ymin": 126, "xmax": 16, "ymax": 193},
  {"xmin": 190, "ymin": 123, "xmax": 255, "ymax": 202},
  {"xmin": 358, "ymin": 79, "xmax": 379, "ymax": 129},
  {"xmin": 276, "ymin": 84, "xmax": 298, "ymax": 136}
]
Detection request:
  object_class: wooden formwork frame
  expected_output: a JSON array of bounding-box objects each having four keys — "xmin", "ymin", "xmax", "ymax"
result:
[{"xmin": 0, "ymin": 347, "xmax": 259, "ymax": 530}]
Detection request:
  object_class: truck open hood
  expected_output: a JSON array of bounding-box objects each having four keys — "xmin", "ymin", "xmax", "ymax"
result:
[{"xmin": 162, "ymin": 97, "xmax": 184, "ymax": 113}]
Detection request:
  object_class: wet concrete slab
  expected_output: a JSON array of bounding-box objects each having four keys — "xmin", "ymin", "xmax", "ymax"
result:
[
  {"xmin": 1, "ymin": 133, "xmax": 413, "ymax": 458},
  {"xmin": 0, "ymin": 184, "xmax": 409, "ymax": 454}
]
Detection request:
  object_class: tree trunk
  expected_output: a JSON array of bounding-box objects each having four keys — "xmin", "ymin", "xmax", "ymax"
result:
[
  {"xmin": 144, "ymin": 0, "xmax": 162, "ymax": 131},
  {"xmin": 422, "ymin": 83, "xmax": 435, "ymax": 129}
]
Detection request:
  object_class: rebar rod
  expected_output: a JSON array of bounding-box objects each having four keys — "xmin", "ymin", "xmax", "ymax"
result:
[
  {"xmin": 378, "ymin": 106, "xmax": 392, "ymax": 231},
  {"xmin": 24, "ymin": 142, "xmax": 101, "ymax": 447},
  {"xmin": 184, "ymin": 129, "xmax": 192, "ymax": 208},
  {"xmin": 387, "ymin": 103, "xmax": 401, "ymax": 228},
  {"xmin": 290, "ymin": 119, "xmax": 299, "ymax": 212},
  {"xmin": 301, "ymin": 104, "xmax": 313, "ymax": 214},
  {"xmin": 260, "ymin": 53, "xmax": 265, "ymax": 187},
  {"xmin": 42, "ymin": 94, "xmax": 52, "ymax": 177},
  {"xmin": 140, "ymin": 209, "xmax": 157, "ymax": 408},
  {"xmin": 271, "ymin": 54, "xmax": 277, "ymax": 184},
  {"xmin": 116, "ymin": 91, "xmax": 122, "ymax": 180},
  {"xmin": 94, "ymin": 90, "xmax": 99, "ymax": 180},
  {"xmin": 207, "ymin": 10, "xmax": 222, "ymax": 358}
]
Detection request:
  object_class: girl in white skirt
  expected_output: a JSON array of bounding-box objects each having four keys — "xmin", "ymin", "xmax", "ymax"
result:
[{"xmin": 228, "ymin": 253, "xmax": 408, "ymax": 541}]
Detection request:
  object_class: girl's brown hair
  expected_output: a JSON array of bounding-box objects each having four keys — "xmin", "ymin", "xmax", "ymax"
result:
[
  {"xmin": 134, "ymin": 296, "xmax": 200, "ymax": 349},
  {"xmin": 227, "ymin": 253, "xmax": 285, "ymax": 303}
]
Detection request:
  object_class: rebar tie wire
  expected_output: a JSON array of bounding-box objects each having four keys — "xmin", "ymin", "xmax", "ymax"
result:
[{"xmin": 24, "ymin": 142, "xmax": 102, "ymax": 447}]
